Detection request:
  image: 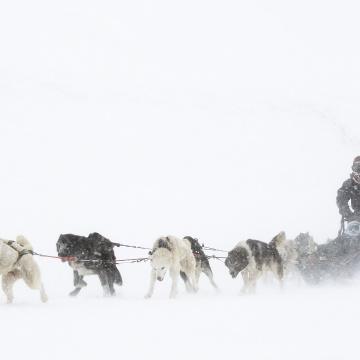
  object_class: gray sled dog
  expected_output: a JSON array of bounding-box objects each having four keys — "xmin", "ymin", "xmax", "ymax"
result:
[
  {"xmin": 0, "ymin": 235, "xmax": 48, "ymax": 304},
  {"xmin": 225, "ymin": 235, "xmax": 284, "ymax": 294},
  {"xmin": 145, "ymin": 235, "xmax": 197, "ymax": 299}
]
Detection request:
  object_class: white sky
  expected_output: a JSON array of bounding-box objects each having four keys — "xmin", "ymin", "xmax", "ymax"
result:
[{"xmin": 0, "ymin": 0, "xmax": 359, "ymax": 252}]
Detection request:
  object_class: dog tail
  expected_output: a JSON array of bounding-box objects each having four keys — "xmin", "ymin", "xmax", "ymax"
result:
[{"xmin": 269, "ymin": 231, "xmax": 286, "ymax": 249}]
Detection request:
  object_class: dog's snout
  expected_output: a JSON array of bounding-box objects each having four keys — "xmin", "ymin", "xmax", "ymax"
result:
[{"xmin": 157, "ymin": 277, "xmax": 163, "ymax": 281}]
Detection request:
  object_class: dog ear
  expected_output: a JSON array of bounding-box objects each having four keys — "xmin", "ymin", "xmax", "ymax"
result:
[
  {"xmin": 270, "ymin": 231, "xmax": 286, "ymax": 248},
  {"xmin": 158, "ymin": 238, "xmax": 172, "ymax": 250}
]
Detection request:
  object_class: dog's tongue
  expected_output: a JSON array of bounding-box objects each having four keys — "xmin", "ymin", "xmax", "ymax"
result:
[{"xmin": 61, "ymin": 256, "xmax": 77, "ymax": 262}]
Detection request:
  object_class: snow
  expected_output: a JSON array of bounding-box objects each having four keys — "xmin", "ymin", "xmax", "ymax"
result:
[
  {"xmin": 3, "ymin": 269, "xmax": 360, "ymax": 360},
  {"xmin": 1, "ymin": 0, "xmax": 360, "ymax": 359}
]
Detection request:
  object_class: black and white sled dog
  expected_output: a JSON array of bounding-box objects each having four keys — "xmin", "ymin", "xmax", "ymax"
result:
[
  {"xmin": 145, "ymin": 235, "xmax": 197, "ymax": 299},
  {"xmin": 0, "ymin": 235, "xmax": 48, "ymax": 304},
  {"xmin": 56, "ymin": 232, "xmax": 122, "ymax": 297},
  {"xmin": 182, "ymin": 236, "xmax": 218, "ymax": 291},
  {"xmin": 225, "ymin": 235, "xmax": 284, "ymax": 294}
]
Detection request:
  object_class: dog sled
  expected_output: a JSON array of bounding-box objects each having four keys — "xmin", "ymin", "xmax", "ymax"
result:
[{"xmin": 297, "ymin": 220, "xmax": 360, "ymax": 284}]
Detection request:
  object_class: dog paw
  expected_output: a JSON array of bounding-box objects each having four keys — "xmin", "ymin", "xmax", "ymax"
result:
[
  {"xmin": 41, "ymin": 294, "xmax": 48, "ymax": 303},
  {"xmin": 69, "ymin": 288, "xmax": 81, "ymax": 297},
  {"xmin": 144, "ymin": 293, "xmax": 152, "ymax": 299}
]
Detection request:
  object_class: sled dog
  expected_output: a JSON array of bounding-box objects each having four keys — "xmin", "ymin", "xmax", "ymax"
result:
[
  {"xmin": 0, "ymin": 235, "xmax": 48, "ymax": 304},
  {"xmin": 145, "ymin": 235, "xmax": 197, "ymax": 299},
  {"xmin": 57, "ymin": 232, "xmax": 122, "ymax": 297},
  {"xmin": 225, "ymin": 236, "xmax": 283, "ymax": 294}
]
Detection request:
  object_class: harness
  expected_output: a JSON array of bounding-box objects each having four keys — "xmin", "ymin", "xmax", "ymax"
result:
[{"xmin": 3, "ymin": 240, "xmax": 33, "ymax": 265}]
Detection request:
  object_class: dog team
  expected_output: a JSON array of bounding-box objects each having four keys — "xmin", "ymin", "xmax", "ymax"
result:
[{"xmin": 0, "ymin": 230, "xmax": 309, "ymax": 303}]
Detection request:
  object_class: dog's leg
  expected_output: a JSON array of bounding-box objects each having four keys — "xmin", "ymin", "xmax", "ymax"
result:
[
  {"xmin": 184, "ymin": 259, "xmax": 198, "ymax": 294},
  {"xmin": 169, "ymin": 267, "xmax": 179, "ymax": 299},
  {"xmin": 2, "ymin": 270, "xmax": 21, "ymax": 304},
  {"xmin": 108, "ymin": 281, "xmax": 115, "ymax": 296},
  {"xmin": 74, "ymin": 271, "xmax": 87, "ymax": 288},
  {"xmin": 202, "ymin": 266, "xmax": 219, "ymax": 291},
  {"xmin": 180, "ymin": 266, "xmax": 197, "ymax": 293},
  {"xmin": 69, "ymin": 271, "xmax": 86, "ymax": 297},
  {"xmin": 98, "ymin": 270, "xmax": 111, "ymax": 297},
  {"xmin": 273, "ymin": 262, "xmax": 284, "ymax": 290},
  {"xmin": 249, "ymin": 271, "xmax": 259, "ymax": 294},
  {"xmin": 69, "ymin": 287, "xmax": 83, "ymax": 297},
  {"xmin": 240, "ymin": 270, "xmax": 249, "ymax": 294},
  {"xmin": 112, "ymin": 265, "xmax": 123, "ymax": 286},
  {"xmin": 105, "ymin": 265, "xmax": 121, "ymax": 293},
  {"xmin": 106, "ymin": 269, "xmax": 116, "ymax": 296},
  {"xmin": 145, "ymin": 269, "xmax": 156, "ymax": 299},
  {"xmin": 73, "ymin": 270, "xmax": 80, "ymax": 286},
  {"xmin": 193, "ymin": 265, "xmax": 201, "ymax": 292},
  {"xmin": 40, "ymin": 284, "xmax": 48, "ymax": 303},
  {"xmin": 180, "ymin": 271, "xmax": 194, "ymax": 293},
  {"xmin": 19, "ymin": 259, "xmax": 49, "ymax": 302}
]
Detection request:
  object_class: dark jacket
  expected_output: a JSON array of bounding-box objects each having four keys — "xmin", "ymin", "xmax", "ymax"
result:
[{"xmin": 337, "ymin": 178, "xmax": 360, "ymax": 219}]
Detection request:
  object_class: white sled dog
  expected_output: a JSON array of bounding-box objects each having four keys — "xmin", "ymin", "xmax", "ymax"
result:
[
  {"xmin": 0, "ymin": 235, "xmax": 48, "ymax": 304},
  {"xmin": 145, "ymin": 235, "xmax": 197, "ymax": 299}
]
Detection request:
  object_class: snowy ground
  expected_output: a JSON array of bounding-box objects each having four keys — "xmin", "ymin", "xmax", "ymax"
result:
[
  {"xmin": 3, "ymin": 261, "xmax": 360, "ymax": 360},
  {"xmin": 1, "ymin": 0, "xmax": 360, "ymax": 359}
]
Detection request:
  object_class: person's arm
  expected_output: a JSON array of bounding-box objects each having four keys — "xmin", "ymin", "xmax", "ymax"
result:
[{"xmin": 336, "ymin": 179, "xmax": 354, "ymax": 220}]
